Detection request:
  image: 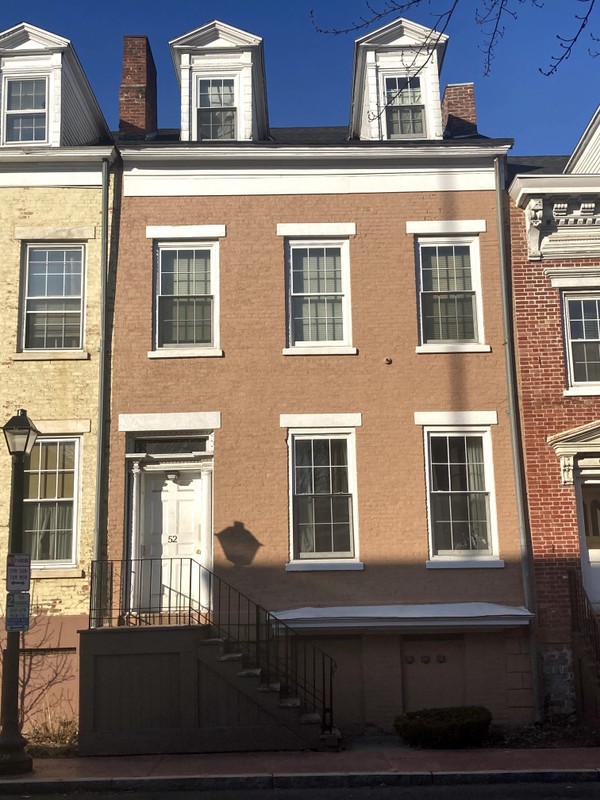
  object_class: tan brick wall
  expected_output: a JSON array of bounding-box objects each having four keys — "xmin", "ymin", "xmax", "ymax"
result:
[
  {"xmin": 109, "ymin": 189, "xmax": 527, "ymax": 613},
  {"xmin": 0, "ymin": 185, "xmax": 106, "ymax": 619}
]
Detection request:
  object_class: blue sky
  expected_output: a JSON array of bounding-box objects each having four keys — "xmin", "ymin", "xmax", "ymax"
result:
[{"xmin": 2, "ymin": 0, "xmax": 598, "ymax": 155}]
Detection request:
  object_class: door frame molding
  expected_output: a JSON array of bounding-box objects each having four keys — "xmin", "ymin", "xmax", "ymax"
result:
[{"xmin": 127, "ymin": 455, "xmax": 214, "ymax": 574}]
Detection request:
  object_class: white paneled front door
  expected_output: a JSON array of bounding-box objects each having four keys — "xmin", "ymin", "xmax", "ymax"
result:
[{"xmin": 131, "ymin": 464, "xmax": 212, "ymax": 615}]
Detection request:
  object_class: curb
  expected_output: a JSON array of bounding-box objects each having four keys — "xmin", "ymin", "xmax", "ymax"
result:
[{"xmin": 0, "ymin": 769, "xmax": 598, "ymax": 793}]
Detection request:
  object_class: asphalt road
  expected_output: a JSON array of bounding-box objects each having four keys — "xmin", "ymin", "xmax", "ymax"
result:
[{"xmin": 2, "ymin": 783, "xmax": 600, "ymax": 799}]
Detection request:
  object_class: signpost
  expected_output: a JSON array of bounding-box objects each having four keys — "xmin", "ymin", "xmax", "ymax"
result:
[
  {"xmin": 6, "ymin": 555, "xmax": 30, "ymax": 594},
  {"xmin": 5, "ymin": 593, "xmax": 30, "ymax": 634}
]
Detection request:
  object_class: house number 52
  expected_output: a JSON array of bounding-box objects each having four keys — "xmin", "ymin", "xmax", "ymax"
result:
[{"xmin": 168, "ymin": 535, "xmax": 178, "ymax": 543}]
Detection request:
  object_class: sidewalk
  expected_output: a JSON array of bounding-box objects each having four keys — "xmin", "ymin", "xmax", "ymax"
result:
[{"xmin": 2, "ymin": 737, "xmax": 600, "ymax": 793}]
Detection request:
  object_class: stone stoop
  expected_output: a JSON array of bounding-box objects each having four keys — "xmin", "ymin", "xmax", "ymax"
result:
[{"xmin": 197, "ymin": 636, "xmax": 339, "ymax": 751}]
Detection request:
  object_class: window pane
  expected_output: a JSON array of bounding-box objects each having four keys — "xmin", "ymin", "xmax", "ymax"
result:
[
  {"xmin": 25, "ymin": 248, "xmax": 83, "ymax": 349},
  {"xmin": 420, "ymin": 243, "xmax": 476, "ymax": 343},
  {"xmin": 23, "ymin": 440, "xmax": 75, "ymax": 563},
  {"xmin": 290, "ymin": 245, "xmax": 345, "ymax": 345},
  {"xmin": 429, "ymin": 434, "xmax": 490, "ymax": 555},
  {"xmin": 158, "ymin": 246, "xmax": 214, "ymax": 348},
  {"xmin": 293, "ymin": 436, "xmax": 353, "ymax": 558}
]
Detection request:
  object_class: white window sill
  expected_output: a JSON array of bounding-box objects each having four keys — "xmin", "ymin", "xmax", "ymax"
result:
[
  {"xmin": 286, "ymin": 560, "xmax": 364, "ymax": 572},
  {"xmin": 148, "ymin": 348, "xmax": 223, "ymax": 359},
  {"xmin": 13, "ymin": 351, "xmax": 90, "ymax": 361},
  {"xmin": 31, "ymin": 567, "xmax": 84, "ymax": 579},
  {"xmin": 564, "ymin": 386, "xmax": 600, "ymax": 396},
  {"xmin": 426, "ymin": 558, "xmax": 504, "ymax": 569},
  {"xmin": 282, "ymin": 346, "xmax": 358, "ymax": 356},
  {"xmin": 415, "ymin": 344, "xmax": 491, "ymax": 354}
]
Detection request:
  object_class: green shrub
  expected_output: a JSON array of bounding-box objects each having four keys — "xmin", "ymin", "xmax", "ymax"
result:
[{"xmin": 394, "ymin": 705, "xmax": 492, "ymax": 749}]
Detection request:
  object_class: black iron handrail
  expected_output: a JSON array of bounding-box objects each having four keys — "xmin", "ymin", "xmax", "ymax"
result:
[
  {"xmin": 89, "ymin": 558, "xmax": 336, "ymax": 732},
  {"xmin": 569, "ymin": 569, "xmax": 600, "ymax": 675}
]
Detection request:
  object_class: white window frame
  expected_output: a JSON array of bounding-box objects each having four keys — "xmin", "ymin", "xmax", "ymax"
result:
[
  {"xmin": 415, "ymin": 235, "xmax": 488, "ymax": 354},
  {"xmin": 2, "ymin": 75, "xmax": 48, "ymax": 146},
  {"xmin": 152, "ymin": 240, "xmax": 221, "ymax": 358},
  {"xmin": 193, "ymin": 74, "xmax": 239, "ymax": 142},
  {"xmin": 23, "ymin": 437, "xmax": 79, "ymax": 568},
  {"xmin": 423, "ymin": 424, "xmax": 500, "ymax": 567},
  {"xmin": 382, "ymin": 73, "xmax": 426, "ymax": 140},
  {"xmin": 286, "ymin": 427, "xmax": 361, "ymax": 570},
  {"xmin": 284, "ymin": 238, "xmax": 355, "ymax": 355},
  {"xmin": 22, "ymin": 243, "xmax": 85, "ymax": 352},
  {"xmin": 563, "ymin": 292, "xmax": 600, "ymax": 395}
]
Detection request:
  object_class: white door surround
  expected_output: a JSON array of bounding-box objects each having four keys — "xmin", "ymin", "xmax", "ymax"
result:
[{"xmin": 128, "ymin": 455, "xmax": 213, "ymax": 614}]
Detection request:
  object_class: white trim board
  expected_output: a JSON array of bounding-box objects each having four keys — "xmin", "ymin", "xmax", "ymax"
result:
[{"xmin": 119, "ymin": 412, "xmax": 222, "ymax": 432}]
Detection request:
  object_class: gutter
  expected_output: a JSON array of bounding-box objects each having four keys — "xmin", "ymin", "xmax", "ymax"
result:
[{"xmin": 494, "ymin": 156, "xmax": 542, "ymax": 722}]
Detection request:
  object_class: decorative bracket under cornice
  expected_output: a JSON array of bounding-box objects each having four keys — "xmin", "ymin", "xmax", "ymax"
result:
[{"xmin": 525, "ymin": 196, "xmax": 600, "ymax": 260}]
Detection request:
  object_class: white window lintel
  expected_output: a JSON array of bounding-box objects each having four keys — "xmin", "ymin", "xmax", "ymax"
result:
[
  {"xmin": 414, "ymin": 411, "xmax": 498, "ymax": 426},
  {"xmin": 280, "ymin": 413, "xmax": 362, "ymax": 428},
  {"xmin": 119, "ymin": 412, "xmax": 222, "ymax": 432},
  {"xmin": 406, "ymin": 220, "xmax": 487, "ymax": 235},
  {"xmin": 277, "ymin": 223, "xmax": 356, "ymax": 237},
  {"xmin": 146, "ymin": 225, "xmax": 226, "ymax": 239}
]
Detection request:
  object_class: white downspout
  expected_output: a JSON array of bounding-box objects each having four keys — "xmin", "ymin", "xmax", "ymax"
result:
[{"xmin": 494, "ymin": 155, "xmax": 542, "ymax": 722}]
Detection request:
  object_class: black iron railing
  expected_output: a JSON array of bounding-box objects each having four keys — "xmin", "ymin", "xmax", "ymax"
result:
[
  {"xmin": 569, "ymin": 569, "xmax": 600, "ymax": 675},
  {"xmin": 89, "ymin": 558, "xmax": 336, "ymax": 732}
]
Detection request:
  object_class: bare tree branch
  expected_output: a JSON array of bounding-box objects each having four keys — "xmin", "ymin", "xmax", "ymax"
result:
[
  {"xmin": 540, "ymin": 0, "xmax": 597, "ymax": 75},
  {"xmin": 311, "ymin": 0, "xmax": 599, "ymax": 76}
]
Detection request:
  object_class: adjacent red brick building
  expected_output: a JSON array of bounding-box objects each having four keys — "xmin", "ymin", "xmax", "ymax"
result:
[{"xmin": 509, "ymin": 106, "xmax": 600, "ymax": 717}]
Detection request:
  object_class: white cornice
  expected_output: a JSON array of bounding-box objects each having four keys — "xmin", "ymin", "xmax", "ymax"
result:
[
  {"xmin": 119, "ymin": 143, "xmax": 511, "ymax": 164},
  {"xmin": 0, "ymin": 146, "xmax": 116, "ymax": 164},
  {"xmin": 510, "ymin": 174, "xmax": 600, "ymax": 207}
]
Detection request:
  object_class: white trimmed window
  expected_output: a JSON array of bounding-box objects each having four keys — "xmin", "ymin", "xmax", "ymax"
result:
[
  {"xmin": 290, "ymin": 431, "xmax": 357, "ymax": 560},
  {"xmin": 564, "ymin": 294, "xmax": 600, "ymax": 387},
  {"xmin": 417, "ymin": 237, "xmax": 484, "ymax": 349},
  {"xmin": 23, "ymin": 438, "xmax": 78, "ymax": 565},
  {"xmin": 3, "ymin": 77, "xmax": 47, "ymax": 144},
  {"xmin": 155, "ymin": 242, "xmax": 219, "ymax": 351},
  {"xmin": 425, "ymin": 427, "xmax": 496, "ymax": 558},
  {"xmin": 384, "ymin": 75, "xmax": 424, "ymax": 139},
  {"xmin": 287, "ymin": 239, "xmax": 352, "ymax": 351},
  {"xmin": 196, "ymin": 77, "xmax": 236, "ymax": 140},
  {"xmin": 23, "ymin": 244, "xmax": 84, "ymax": 350}
]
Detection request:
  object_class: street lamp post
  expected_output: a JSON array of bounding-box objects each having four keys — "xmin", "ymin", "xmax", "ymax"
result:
[{"xmin": 0, "ymin": 409, "xmax": 37, "ymax": 774}]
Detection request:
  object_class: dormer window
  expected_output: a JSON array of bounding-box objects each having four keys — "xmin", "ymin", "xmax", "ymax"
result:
[
  {"xmin": 4, "ymin": 77, "xmax": 47, "ymax": 143},
  {"xmin": 384, "ymin": 76, "xmax": 424, "ymax": 138},
  {"xmin": 198, "ymin": 78, "xmax": 236, "ymax": 140}
]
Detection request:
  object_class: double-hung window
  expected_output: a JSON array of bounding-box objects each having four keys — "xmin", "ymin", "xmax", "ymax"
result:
[
  {"xmin": 417, "ymin": 236, "xmax": 484, "ymax": 350},
  {"xmin": 291, "ymin": 433, "xmax": 356, "ymax": 560},
  {"xmin": 564, "ymin": 294, "xmax": 600, "ymax": 388},
  {"xmin": 384, "ymin": 76, "xmax": 424, "ymax": 138},
  {"xmin": 197, "ymin": 77, "xmax": 236, "ymax": 140},
  {"xmin": 425, "ymin": 428, "xmax": 495, "ymax": 559},
  {"xmin": 23, "ymin": 438, "xmax": 78, "ymax": 565},
  {"xmin": 287, "ymin": 239, "xmax": 353, "ymax": 351},
  {"xmin": 155, "ymin": 242, "xmax": 218, "ymax": 351},
  {"xmin": 4, "ymin": 77, "xmax": 47, "ymax": 143},
  {"xmin": 23, "ymin": 245, "xmax": 84, "ymax": 350}
]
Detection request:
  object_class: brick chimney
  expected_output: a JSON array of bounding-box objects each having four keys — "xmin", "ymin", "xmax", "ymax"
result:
[
  {"xmin": 119, "ymin": 36, "xmax": 157, "ymax": 139},
  {"xmin": 441, "ymin": 83, "xmax": 477, "ymax": 138}
]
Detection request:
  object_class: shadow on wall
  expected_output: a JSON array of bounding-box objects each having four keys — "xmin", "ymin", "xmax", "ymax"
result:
[{"xmin": 216, "ymin": 521, "xmax": 263, "ymax": 567}]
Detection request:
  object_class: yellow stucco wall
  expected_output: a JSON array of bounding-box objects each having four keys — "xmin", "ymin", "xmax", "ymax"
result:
[{"xmin": 0, "ymin": 184, "xmax": 108, "ymax": 618}]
